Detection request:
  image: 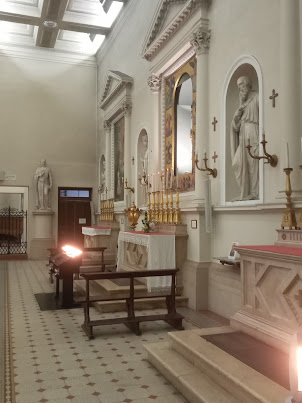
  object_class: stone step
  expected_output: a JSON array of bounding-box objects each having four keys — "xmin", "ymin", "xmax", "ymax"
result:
[
  {"xmin": 144, "ymin": 341, "xmax": 241, "ymax": 403},
  {"xmin": 154, "ymin": 328, "xmax": 289, "ymax": 403},
  {"xmin": 74, "ymin": 279, "xmax": 188, "ymax": 313}
]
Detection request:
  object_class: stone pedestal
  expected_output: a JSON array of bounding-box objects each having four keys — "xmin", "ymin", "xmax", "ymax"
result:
[
  {"xmin": 30, "ymin": 210, "xmax": 55, "ymax": 260},
  {"xmin": 83, "ymin": 221, "xmax": 120, "ymax": 265},
  {"xmin": 275, "ymin": 229, "xmax": 302, "ymax": 248}
]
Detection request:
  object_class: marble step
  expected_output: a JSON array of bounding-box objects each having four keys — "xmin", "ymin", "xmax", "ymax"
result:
[
  {"xmin": 144, "ymin": 341, "xmax": 241, "ymax": 403},
  {"xmin": 163, "ymin": 328, "xmax": 289, "ymax": 403},
  {"xmin": 74, "ymin": 279, "xmax": 188, "ymax": 313}
]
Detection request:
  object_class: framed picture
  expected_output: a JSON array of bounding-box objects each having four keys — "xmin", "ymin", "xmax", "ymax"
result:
[
  {"xmin": 191, "ymin": 219, "xmax": 197, "ymax": 229},
  {"xmin": 228, "ymin": 241, "xmax": 239, "ymax": 260}
]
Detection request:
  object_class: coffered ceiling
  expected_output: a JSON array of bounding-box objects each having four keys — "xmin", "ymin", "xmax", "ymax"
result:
[{"xmin": 0, "ymin": 0, "xmax": 127, "ymax": 56}]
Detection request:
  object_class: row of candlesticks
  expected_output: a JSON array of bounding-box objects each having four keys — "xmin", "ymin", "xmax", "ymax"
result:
[
  {"xmin": 139, "ymin": 169, "xmax": 179, "ymax": 191},
  {"xmin": 100, "ymin": 198, "xmax": 115, "ymax": 221},
  {"xmin": 146, "ymin": 189, "xmax": 181, "ymax": 224}
]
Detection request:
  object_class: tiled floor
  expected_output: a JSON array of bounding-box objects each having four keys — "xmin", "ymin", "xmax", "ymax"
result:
[{"xmin": 7, "ymin": 260, "xmax": 190, "ymax": 403}]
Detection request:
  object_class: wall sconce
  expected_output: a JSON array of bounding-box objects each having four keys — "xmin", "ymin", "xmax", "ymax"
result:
[
  {"xmin": 287, "ymin": 332, "xmax": 302, "ymax": 403},
  {"xmin": 195, "ymin": 152, "xmax": 217, "ymax": 178},
  {"xmin": 138, "ymin": 172, "xmax": 151, "ymax": 189},
  {"xmin": 124, "ymin": 178, "xmax": 134, "ymax": 193},
  {"xmin": 246, "ymin": 133, "xmax": 278, "ymax": 167}
]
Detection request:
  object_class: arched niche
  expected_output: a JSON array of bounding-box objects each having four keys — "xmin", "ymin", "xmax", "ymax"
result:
[
  {"xmin": 222, "ymin": 57, "xmax": 263, "ymax": 205},
  {"xmin": 137, "ymin": 129, "xmax": 149, "ymax": 207}
]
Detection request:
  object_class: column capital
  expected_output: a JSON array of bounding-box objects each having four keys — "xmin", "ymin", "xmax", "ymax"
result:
[
  {"xmin": 103, "ymin": 120, "xmax": 111, "ymax": 132},
  {"xmin": 191, "ymin": 27, "xmax": 211, "ymax": 55},
  {"xmin": 121, "ymin": 102, "xmax": 132, "ymax": 117},
  {"xmin": 148, "ymin": 74, "xmax": 161, "ymax": 93}
]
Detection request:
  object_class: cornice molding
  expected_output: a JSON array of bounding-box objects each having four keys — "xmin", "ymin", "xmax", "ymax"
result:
[
  {"xmin": 99, "ymin": 70, "xmax": 133, "ymax": 110},
  {"xmin": 0, "ymin": 43, "xmax": 96, "ymax": 67},
  {"xmin": 142, "ymin": 0, "xmax": 211, "ymax": 62}
]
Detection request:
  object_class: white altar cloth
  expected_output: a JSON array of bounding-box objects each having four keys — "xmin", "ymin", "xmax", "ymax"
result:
[
  {"xmin": 82, "ymin": 226, "xmax": 111, "ymax": 236},
  {"xmin": 117, "ymin": 231, "xmax": 175, "ymax": 291}
]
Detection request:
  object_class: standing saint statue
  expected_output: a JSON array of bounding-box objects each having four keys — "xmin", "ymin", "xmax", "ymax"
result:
[
  {"xmin": 230, "ymin": 76, "xmax": 259, "ymax": 200},
  {"xmin": 140, "ymin": 133, "xmax": 148, "ymax": 175},
  {"xmin": 34, "ymin": 159, "xmax": 52, "ymax": 210}
]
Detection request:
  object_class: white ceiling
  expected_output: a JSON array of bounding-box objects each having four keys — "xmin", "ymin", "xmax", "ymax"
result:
[{"xmin": 0, "ymin": 0, "xmax": 126, "ymax": 56}]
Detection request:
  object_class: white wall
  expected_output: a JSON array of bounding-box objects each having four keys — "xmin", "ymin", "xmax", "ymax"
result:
[
  {"xmin": 0, "ymin": 55, "xmax": 97, "ymax": 255},
  {"xmin": 96, "ymin": 0, "xmax": 301, "ymax": 315}
]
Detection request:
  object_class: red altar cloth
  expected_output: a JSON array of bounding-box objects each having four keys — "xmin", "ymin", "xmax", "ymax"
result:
[{"xmin": 236, "ymin": 245, "xmax": 302, "ymax": 257}]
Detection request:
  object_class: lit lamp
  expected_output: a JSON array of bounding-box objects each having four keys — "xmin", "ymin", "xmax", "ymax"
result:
[{"xmin": 287, "ymin": 332, "xmax": 302, "ymax": 403}]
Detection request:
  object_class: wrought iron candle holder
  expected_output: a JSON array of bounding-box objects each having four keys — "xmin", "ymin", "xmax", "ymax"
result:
[
  {"xmin": 246, "ymin": 133, "xmax": 278, "ymax": 167},
  {"xmin": 195, "ymin": 152, "xmax": 217, "ymax": 178},
  {"xmin": 138, "ymin": 172, "xmax": 151, "ymax": 189},
  {"xmin": 124, "ymin": 178, "xmax": 134, "ymax": 193},
  {"xmin": 281, "ymin": 168, "xmax": 297, "ymax": 229}
]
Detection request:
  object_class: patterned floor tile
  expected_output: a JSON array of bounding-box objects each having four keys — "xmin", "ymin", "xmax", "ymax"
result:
[{"xmin": 6, "ymin": 260, "xmax": 188, "ymax": 403}]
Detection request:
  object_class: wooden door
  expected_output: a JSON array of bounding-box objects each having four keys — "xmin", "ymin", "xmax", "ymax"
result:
[{"xmin": 58, "ymin": 188, "xmax": 92, "ymax": 248}]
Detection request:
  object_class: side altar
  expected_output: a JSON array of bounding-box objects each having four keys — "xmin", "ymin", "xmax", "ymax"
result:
[
  {"xmin": 117, "ymin": 224, "xmax": 188, "ymax": 290},
  {"xmin": 231, "ymin": 241, "xmax": 302, "ymax": 352},
  {"xmin": 82, "ymin": 222, "xmax": 119, "ymax": 265}
]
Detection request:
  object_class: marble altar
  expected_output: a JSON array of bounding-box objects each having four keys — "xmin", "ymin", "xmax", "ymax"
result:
[
  {"xmin": 117, "ymin": 231, "xmax": 175, "ymax": 290},
  {"xmin": 82, "ymin": 221, "xmax": 119, "ymax": 265},
  {"xmin": 231, "ymin": 244, "xmax": 302, "ymax": 352}
]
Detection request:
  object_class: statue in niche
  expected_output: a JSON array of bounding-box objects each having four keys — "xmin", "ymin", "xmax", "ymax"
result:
[
  {"xmin": 34, "ymin": 159, "xmax": 52, "ymax": 210},
  {"xmin": 230, "ymin": 76, "xmax": 259, "ymax": 200},
  {"xmin": 100, "ymin": 156, "xmax": 106, "ymax": 193},
  {"xmin": 140, "ymin": 133, "xmax": 148, "ymax": 175}
]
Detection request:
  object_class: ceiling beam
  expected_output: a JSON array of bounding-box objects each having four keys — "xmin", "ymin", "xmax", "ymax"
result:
[
  {"xmin": 59, "ymin": 22, "xmax": 110, "ymax": 36},
  {"xmin": 0, "ymin": 12, "xmax": 40, "ymax": 26},
  {"xmin": 35, "ymin": 0, "xmax": 69, "ymax": 48}
]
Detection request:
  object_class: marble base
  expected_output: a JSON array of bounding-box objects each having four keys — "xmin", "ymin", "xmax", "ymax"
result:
[
  {"xmin": 275, "ymin": 229, "xmax": 302, "ymax": 248},
  {"xmin": 30, "ymin": 238, "xmax": 56, "ymax": 260},
  {"xmin": 181, "ymin": 260, "xmax": 209, "ymax": 310},
  {"xmin": 83, "ymin": 221, "xmax": 119, "ymax": 264}
]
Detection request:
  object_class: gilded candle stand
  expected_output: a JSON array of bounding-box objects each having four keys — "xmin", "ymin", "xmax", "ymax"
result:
[
  {"xmin": 281, "ymin": 168, "xmax": 297, "ymax": 229},
  {"xmin": 100, "ymin": 198, "xmax": 115, "ymax": 222},
  {"xmin": 147, "ymin": 188, "xmax": 181, "ymax": 225}
]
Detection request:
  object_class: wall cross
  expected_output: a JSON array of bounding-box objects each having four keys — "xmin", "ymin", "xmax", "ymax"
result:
[
  {"xmin": 212, "ymin": 117, "xmax": 218, "ymax": 131},
  {"xmin": 269, "ymin": 89, "xmax": 279, "ymax": 108},
  {"xmin": 212, "ymin": 151, "xmax": 218, "ymax": 163}
]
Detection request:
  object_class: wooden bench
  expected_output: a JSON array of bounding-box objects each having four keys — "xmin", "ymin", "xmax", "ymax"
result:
[{"xmin": 80, "ymin": 269, "xmax": 184, "ymax": 340}]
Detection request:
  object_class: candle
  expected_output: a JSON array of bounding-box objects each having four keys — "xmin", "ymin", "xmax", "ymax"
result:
[
  {"xmin": 285, "ymin": 142, "xmax": 290, "ymax": 168},
  {"xmin": 157, "ymin": 171, "xmax": 160, "ymax": 192},
  {"xmin": 301, "ymin": 137, "xmax": 302, "ymax": 154},
  {"xmin": 176, "ymin": 166, "xmax": 179, "ymax": 188},
  {"xmin": 204, "ymin": 149, "xmax": 206, "ymax": 158},
  {"xmin": 262, "ymin": 133, "xmax": 265, "ymax": 142},
  {"xmin": 170, "ymin": 168, "xmax": 173, "ymax": 189},
  {"xmin": 166, "ymin": 168, "xmax": 169, "ymax": 189}
]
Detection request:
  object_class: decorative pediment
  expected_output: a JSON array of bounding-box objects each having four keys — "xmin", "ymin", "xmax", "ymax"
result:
[
  {"xmin": 142, "ymin": 0, "xmax": 211, "ymax": 61},
  {"xmin": 99, "ymin": 70, "xmax": 133, "ymax": 110}
]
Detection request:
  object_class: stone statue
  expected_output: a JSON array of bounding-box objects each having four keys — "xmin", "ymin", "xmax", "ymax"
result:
[
  {"xmin": 230, "ymin": 76, "xmax": 259, "ymax": 200},
  {"xmin": 100, "ymin": 156, "xmax": 106, "ymax": 193},
  {"xmin": 34, "ymin": 159, "xmax": 52, "ymax": 210},
  {"xmin": 140, "ymin": 133, "xmax": 148, "ymax": 175}
]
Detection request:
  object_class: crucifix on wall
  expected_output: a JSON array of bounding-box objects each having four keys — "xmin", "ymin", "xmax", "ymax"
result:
[
  {"xmin": 212, "ymin": 151, "xmax": 218, "ymax": 163},
  {"xmin": 269, "ymin": 89, "xmax": 279, "ymax": 108},
  {"xmin": 212, "ymin": 117, "xmax": 218, "ymax": 131}
]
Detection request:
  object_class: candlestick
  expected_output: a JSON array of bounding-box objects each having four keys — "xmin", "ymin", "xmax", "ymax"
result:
[{"xmin": 285, "ymin": 142, "xmax": 290, "ymax": 168}]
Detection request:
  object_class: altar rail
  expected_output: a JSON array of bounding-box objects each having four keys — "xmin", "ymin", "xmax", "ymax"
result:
[
  {"xmin": 0, "ymin": 207, "xmax": 27, "ymax": 255},
  {"xmin": 80, "ymin": 269, "xmax": 183, "ymax": 339}
]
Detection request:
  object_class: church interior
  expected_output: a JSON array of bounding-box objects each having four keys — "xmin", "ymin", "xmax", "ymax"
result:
[{"xmin": 1, "ymin": 0, "xmax": 302, "ymax": 402}]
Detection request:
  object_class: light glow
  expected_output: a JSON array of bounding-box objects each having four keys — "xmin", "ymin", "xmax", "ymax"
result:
[
  {"xmin": 62, "ymin": 245, "xmax": 82, "ymax": 258},
  {"xmin": 98, "ymin": 1, "xmax": 123, "ymax": 28},
  {"xmin": 297, "ymin": 347, "xmax": 302, "ymax": 391}
]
